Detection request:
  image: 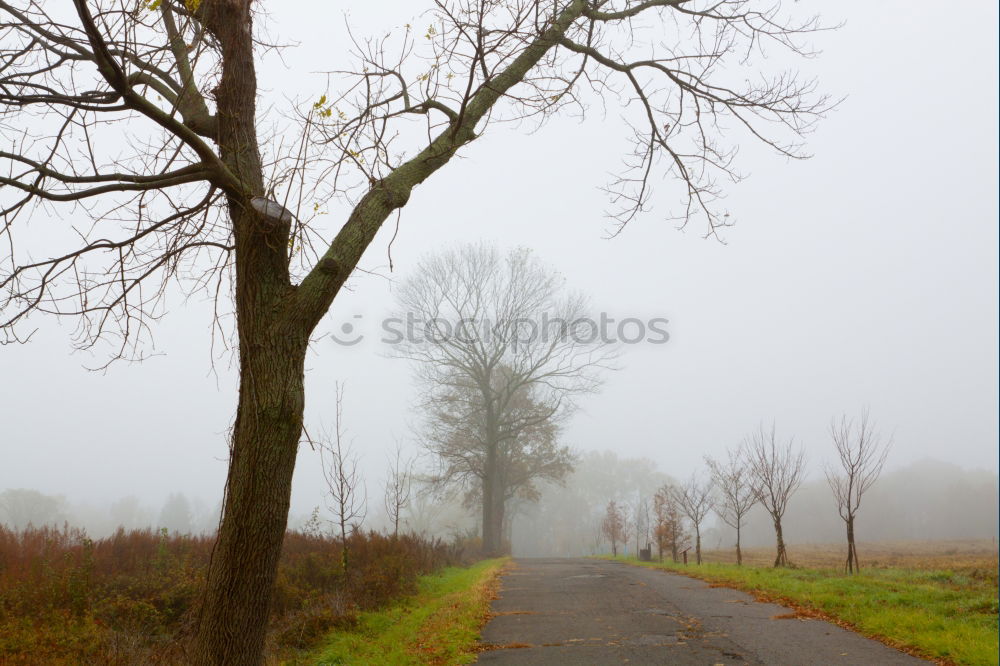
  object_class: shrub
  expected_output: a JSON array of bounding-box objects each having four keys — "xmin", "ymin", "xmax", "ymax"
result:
[{"xmin": 0, "ymin": 524, "xmax": 476, "ymax": 663}]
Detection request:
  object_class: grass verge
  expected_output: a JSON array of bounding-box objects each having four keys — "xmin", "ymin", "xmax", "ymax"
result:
[
  {"xmin": 603, "ymin": 556, "xmax": 998, "ymax": 666},
  {"xmin": 309, "ymin": 557, "xmax": 508, "ymax": 665}
]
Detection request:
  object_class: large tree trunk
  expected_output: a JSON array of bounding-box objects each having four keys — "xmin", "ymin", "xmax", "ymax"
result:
[
  {"xmin": 484, "ymin": 471, "xmax": 505, "ymax": 555},
  {"xmin": 192, "ymin": 337, "xmax": 306, "ymax": 664},
  {"xmin": 773, "ymin": 517, "xmax": 788, "ymax": 567},
  {"xmin": 695, "ymin": 526, "xmax": 702, "ymax": 565},
  {"xmin": 481, "ymin": 445, "xmax": 498, "ymax": 555},
  {"xmin": 191, "ymin": 4, "xmax": 306, "ymax": 661},
  {"xmin": 497, "ymin": 498, "xmax": 514, "ymax": 555},
  {"xmin": 480, "ymin": 404, "xmax": 506, "ymax": 556}
]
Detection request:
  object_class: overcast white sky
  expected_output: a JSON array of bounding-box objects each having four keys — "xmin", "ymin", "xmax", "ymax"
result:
[{"xmin": 1, "ymin": 0, "xmax": 997, "ymax": 519}]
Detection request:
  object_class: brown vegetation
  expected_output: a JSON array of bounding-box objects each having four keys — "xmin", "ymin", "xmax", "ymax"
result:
[
  {"xmin": 697, "ymin": 539, "xmax": 998, "ymax": 579},
  {"xmin": 0, "ymin": 525, "xmax": 474, "ymax": 664}
]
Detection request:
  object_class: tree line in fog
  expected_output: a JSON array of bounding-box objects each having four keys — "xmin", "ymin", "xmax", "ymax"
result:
[{"xmin": 512, "ymin": 451, "xmax": 998, "ymax": 560}]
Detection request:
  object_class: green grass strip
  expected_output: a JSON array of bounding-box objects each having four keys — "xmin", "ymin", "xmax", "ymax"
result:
[
  {"xmin": 311, "ymin": 558, "xmax": 507, "ymax": 665},
  {"xmin": 603, "ymin": 556, "xmax": 998, "ymax": 666}
]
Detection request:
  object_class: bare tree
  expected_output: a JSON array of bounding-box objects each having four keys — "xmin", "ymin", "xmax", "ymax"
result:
[
  {"xmin": 424, "ymin": 369, "xmax": 577, "ymax": 553},
  {"xmin": 745, "ymin": 423, "xmax": 805, "ymax": 567},
  {"xmin": 158, "ymin": 492, "xmax": 194, "ymax": 535},
  {"xmin": 0, "ymin": 1, "xmax": 833, "ymax": 659},
  {"xmin": 384, "ymin": 440, "xmax": 414, "ymax": 538},
  {"xmin": 620, "ymin": 501, "xmax": 633, "ymax": 556},
  {"xmin": 825, "ymin": 409, "xmax": 891, "ymax": 574},
  {"xmin": 0, "ymin": 488, "xmax": 68, "ymax": 530},
  {"xmin": 591, "ymin": 517, "xmax": 605, "ymax": 556},
  {"xmin": 601, "ymin": 499, "xmax": 626, "ymax": 556},
  {"xmin": 634, "ymin": 495, "xmax": 651, "ymax": 556},
  {"xmin": 671, "ymin": 475, "xmax": 712, "ymax": 565},
  {"xmin": 652, "ymin": 485, "xmax": 669, "ymax": 561},
  {"xmin": 314, "ymin": 384, "xmax": 367, "ymax": 571},
  {"xmin": 399, "ymin": 244, "xmax": 608, "ymax": 554},
  {"xmin": 705, "ymin": 448, "xmax": 757, "ymax": 565}
]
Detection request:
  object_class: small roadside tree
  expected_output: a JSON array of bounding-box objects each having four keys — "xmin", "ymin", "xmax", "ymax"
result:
[
  {"xmin": 705, "ymin": 449, "xmax": 757, "ymax": 565},
  {"xmin": 745, "ymin": 423, "xmax": 805, "ymax": 567},
  {"xmin": 634, "ymin": 495, "xmax": 651, "ymax": 556},
  {"xmin": 314, "ymin": 384, "xmax": 366, "ymax": 571},
  {"xmin": 601, "ymin": 499, "xmax": 627, "ymax": 557},
  {"xmin": 384, "ymin": 441, "xmax": 414, "ymax": 538},
  {"xmin": 653, "ymin": 484, "xmax": 687, "ymax": 563},
  {"xmin": 825, "ymin": 409, "xmax": 891, "ymax": 573},
  {"xmin": 671, "ymin": 475, "xmax": 712, "ymax": 565}
]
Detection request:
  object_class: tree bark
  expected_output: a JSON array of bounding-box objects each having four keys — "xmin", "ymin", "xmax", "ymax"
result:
[
  {"xmin": 481, "ymin": 443, "xmax": 499, "ymax": 555},
  {"xmin": 191, "ymin": 3, "xmax": 307, "ymax": 662},
  {"xmin": 694, "ymin": 526, "xmax": 702, "ymax": 565},
  {"xmin": 496, "ymin": 497, "xmax": 514, "ymax": 555},
  {"xmin": 496, "ymin": 495, "xmax": 508, "ymax": 552},
  {"xmin": 192, "ymin": 335, "xmax": 306, "ymax": 664},
  {"xmin": 736, "ymin": 523, "xmax": 743, "ymax": 566},
  {"xmin": 845, "ymin": 515, "xmax": 857, "ymax": 574},
  {"xmin": 773, "ymin": 518, "xmax": 788, "ymax": 567},
  {"xmin": 480, "ymin": 401, "xmax": 507, "ymax": 556}
]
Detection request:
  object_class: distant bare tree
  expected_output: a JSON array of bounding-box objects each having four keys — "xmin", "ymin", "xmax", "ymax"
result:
[
  {"xmin": 706, "ymin": 449, "xmax": 758, "ymax": 565},
  {"xmin": 620, "ymin": 502, "xmax": 633, "ymax": 556},
  {"xmin": 158, "ymin": 492, "xmax": 194, "ymax": 535},
  {"xmin": 825, "ymin": 409, "xmax": 891, "ymax": 574},
  {"xmin": 591, "ymin": 518, "xmax": 605, "ymax": 556},
  {"xmin": 601, "ymin": 499, "xmax": 626, "ymax": 557},
  {"xmin": 384, "ymin": 441, "xmax": 414, "ymax": 538},
  {"xmin": 314, "ymin": 384, "xmax": 366, "ymax": 571},
  {"xmin": 398, "ymin": 244, "xmax": 609, "ymax": 554},
  {"xmin": 634, "ymin": 495, "xmax": 652, "ymax": 556},
  {"xmin": 671, "ymin": 476, "xmax": 712, "ymax": 565},
  {"xmin": 110, "ymin": 496, "xmax": 150, "ymax": 531},
  {"xmin": 0, "ymin": 488, "xmax": 67, "ymax": 531},
  {"xmin": 745, "ymin": 423, "xmax": 806, "ymax": 567},
  {"xmin": 652, "ymin": 486, "xmax": 669, "ymax": 561},
  {"xmin": 399, "ymin": 480, "xmax": 447, "ymax": 539}
]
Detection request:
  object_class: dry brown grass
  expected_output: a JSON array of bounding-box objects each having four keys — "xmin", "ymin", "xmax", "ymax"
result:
[
  {"xmin": 702, "ymin": 539, "xmax": 998, "ymax": 577},
  {"xmin": 0, "ymin": 525, "xmax": 475, "ymax": 664}
]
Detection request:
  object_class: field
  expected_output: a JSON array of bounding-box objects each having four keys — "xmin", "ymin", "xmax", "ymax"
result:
[
  {"xmin": 0, "ymin": 525, "xmax": 476, "ymax": 664},
  {"xmin": 700, "ymin": 539, "xmax": 999, "ymax": 574},
  {"xmin": 613, "ymin": 539, "xmax": 999, "ymax": 666}
]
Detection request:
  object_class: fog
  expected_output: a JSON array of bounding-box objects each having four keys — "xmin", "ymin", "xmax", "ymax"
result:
[
  {"xmin": 512, "ymin": 452, "xmax": 999, "ymax": 557},
  {"xmin": 1, "ymin": 1, "xmax": 997, "ymax": 550}
]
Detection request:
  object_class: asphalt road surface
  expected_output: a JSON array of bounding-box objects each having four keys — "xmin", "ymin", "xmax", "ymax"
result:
[{"xmin": 477, "ymin": 558, "xmax": 927, "ymax": 665}]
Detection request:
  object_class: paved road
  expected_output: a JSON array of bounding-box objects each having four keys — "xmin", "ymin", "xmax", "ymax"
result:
[{"xmin": 477, "ymin": 558, "xmax": 927, "ymax": 665}]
